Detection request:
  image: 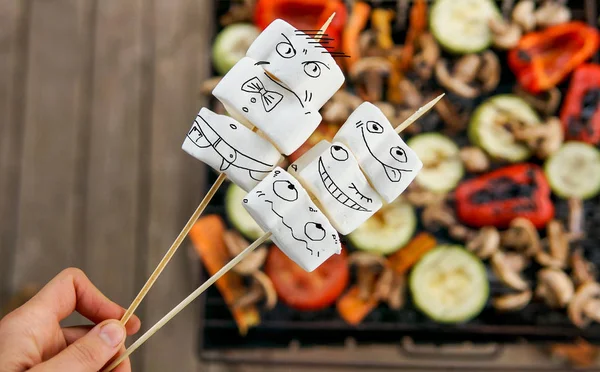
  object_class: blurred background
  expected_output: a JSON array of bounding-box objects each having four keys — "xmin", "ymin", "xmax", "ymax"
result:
[{"xmin": 2, "ymin": 0, "xmax": 600, "ymax": 371}]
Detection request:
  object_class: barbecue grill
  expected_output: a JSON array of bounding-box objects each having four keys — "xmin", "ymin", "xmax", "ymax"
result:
[{"xmin": 196, "ymin": 1, "xmax": 600, "ymax": 369}]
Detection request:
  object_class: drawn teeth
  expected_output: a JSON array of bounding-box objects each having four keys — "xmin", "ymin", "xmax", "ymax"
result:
[{"xmin": 318, "ymin": 158, "xmax": 370, "ymax": 212}]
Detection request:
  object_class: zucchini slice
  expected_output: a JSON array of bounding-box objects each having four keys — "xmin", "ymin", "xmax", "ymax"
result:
[
  {"xmin": 348, "ymin": 200, "xmax": 416, "ymax": 255},
  {"xmin": 430, "ymin": 0, "xmax": 501, "ymax": 54},
  {"xmin": 407, "ymin": 133, "xmax": 464, "ymax": 193},
  {"xmin": 212, "ymin": 23, "xmax": 260, "ymax": 75},
  {"xmin": 225, "ymin": 183, "xmax": 269, "ymax": 241},
  {"xmin": 545, "ymin": 142, "xmax": 600, "ymax": 200},
  {"xmin": 410, "ymin": 245, "xmax": 489, "ymax": 323},
  {"xmin": 469, "ymin": 95, "xmax": 541, "ymax": 162}
]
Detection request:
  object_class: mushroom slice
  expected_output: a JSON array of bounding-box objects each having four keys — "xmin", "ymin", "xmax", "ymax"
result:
[
  {"xmin": 434, "ymin": 95, "xmax": 468, "ymax": 132},
  {"xmin": 514, "ymin": 86, "xmax": 561, "ymax": 115},
  {"xmin": 534, "ymin": 1, "xmax": 571, "ymax": 28},
  {"xmin": 504, "ymin": 252, "xmax": 530, "ymax": 272},
  {"xmin": 349, "ymin": 57, "xmax": 392, "ymax": 101},
  {"xmin": 435, "ymin": 60, "xmax": 479, "ymax": 98},
  {"xmin": 374, "ymin": 102, "xmax": 396, "ymax": 121},
  {"xmin": 459, "ymin": 146, "xmax": 490, "ymax": 173},
  {"xmin": 502, "ymin": 217, "xmax": 541, "ymax": 256},
  {"xmin": 224, "ymin": 230, "xmax": 268, "ymax": 275},
  {"xmin": 493, "ymin": 290, "xmax": 532, "ymax": 312},
  {"xmin": 466, "ymin": 226, "xmax": 500, "ymax": 259},
  {"xmin": 452, "ymin": 55, "xmax": 482, "ymax": 83},
  {"xmin": 489, "ymin": 17, "xmax": 522, "ymax": 50},
  {"xmin": 448, "ymin": 224, "xmax": 477, "ymax": 242},
  {"xmin": 322, "ymin": 100, "xmax": 351, "ymax": 124},
  {"xmin": 422, "ymin": 202, "xmax": 456, "ymax": 231},
  {"xmin": 547, "ymin": 220, "xmax": 569, "ymax": 266},
  {"xmin": 478, "ymin": 51, "xmax": 501, "ymax": 93},
  {"xmin": 568, "ymin": 198, "xmax": 585, "ymax": 241},
  {"xmin": 398, "ymin": 79, "xmax": 423, "ymax": 108},
  {"xmin": 403, "ymin": 183, "xmax": 448, "ymax": 207},
  {"xmin": 349, "ymin": 252, "xmax": 387, "ymax": 301},
  {"xmin": 374, "ymin": 267, "xmax": 394, "ymax": 302},
  {"xmin": 536, "ymin": 268, "xmax": 574, "ymax": 309},
  {"xmin": 571, "ymin": 248, "xmax": 596, "ymax": 287},
  {"xmin": 413, "ymin": 33, "xmax": 440, "ymax": 81},
  {"xmin": 568, "ymin": 282, "xmax": 600, "ymax": 328},
  {"xmin": 583, "ymin": 299, "xmax": 600, "ymax": 324},
  {"xmin": 491, "ymin": 251, "xmax": 529, "ymax": 291},
  {"xmin": 512, "ymin": 0, "xmax": 536, "ymax": 32},
  {"xmin": 233, "ymin": 271, "xmax": 277, "ymax": 310},
  {"xmin": 387, "ymin": 272, "xmax": 406, "ymax": 310}
]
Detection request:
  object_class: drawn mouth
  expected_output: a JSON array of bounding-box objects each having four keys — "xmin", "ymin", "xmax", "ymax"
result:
[
  {"xmin": 383, "ymin": 164, "xmax": 401, "ymax": 182},
  {"xmin": 359, "ymin": 127, "xmax": 408, "ymax": 183},
  {"xmin": 318, "ymin": 158, "xmax": 370, "ymax": 212},
  {"xmin": 264, "ymin": 199, "xmax": 314, "ymax": 256},
  {"xmin": 255, "ymin": 61, "xmax": 271, "ymax": 66}
]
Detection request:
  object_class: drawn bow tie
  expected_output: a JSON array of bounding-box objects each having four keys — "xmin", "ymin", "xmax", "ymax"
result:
[{"xmin": 241, "ymin": 77, "xmax": 283, "ymax": 112}]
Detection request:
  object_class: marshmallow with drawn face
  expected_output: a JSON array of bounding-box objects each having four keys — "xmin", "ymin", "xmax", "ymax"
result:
[
  {"xmin": 333, "ymin": 102, "xmax": 423, "ymax": 203},
  {"xmin": 182, "ymin": 107, "xmax": 282, "ymax": 192},
  {"xmin": 243, "ymin": 167, "xmax": 341, "ymax": 272},
  {"xmin": 213, "ymin": 57, "xmax": 322, "ymax": 155},
  {"xmin": 289, "ymin": 140, "xmax": 383, "ymax": 235},
  {"xmin": 246, "ymin": 19, "xmax": 345, "ymax": 110}
]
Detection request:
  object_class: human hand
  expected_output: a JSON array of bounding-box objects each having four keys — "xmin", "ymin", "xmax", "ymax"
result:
[{"xmin": 0, "ymin": 268, "xmax": 141, "ymax": 372}]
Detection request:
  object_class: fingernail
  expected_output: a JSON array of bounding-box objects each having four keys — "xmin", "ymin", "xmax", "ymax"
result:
[{"xmin": 99, "ymin": 322, "xmax": 125, "ymax": 347}]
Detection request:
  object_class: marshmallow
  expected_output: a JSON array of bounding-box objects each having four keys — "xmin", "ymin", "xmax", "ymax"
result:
[
  {"xmin": 289, "ymin": 140, "xmax": 383, "ymax": 235},
  {"xmin": 333, "ymin": 102, "xmax": 423, "ymax": 203},
  {"xmin": 246, "ymin": 19, "xmax": 344, "ymax": 110},
  {"xmin": 182, "ymin": 107, "xmax": 282, "ymax": 192},
  {"xmin": 243, "ymin": 167, "xmax": 341, "ymax": 272},
  {"xmin": 213, "ymin": 57, "xmax": 322, "ymax": 156}
]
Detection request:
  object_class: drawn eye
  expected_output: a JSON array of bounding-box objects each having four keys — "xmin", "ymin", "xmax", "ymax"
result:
[
  {"xmin": 273, "ymin": 180, "xmax": 298, "ymax": 201},
  {"xmin": 330, "ymin": 145, "xmax": 349, "ymax": 161},
  {"xmin": 304, "ymin": 222, "xmax": 326, "ymax": 241},
  {"xmin": 366, "ymin": 121, "xmax": 384, "ymax": 134},
  {"xmin": 390, "ymin": 146, "xmax": 407, "ymax": 163},
  {"xmin": 276, "ymin": 34, "xmax": 296, "ymax": 59},
  {"xmin": 302, "ymin": 60, "xmax": 329, "ymax": 78}
]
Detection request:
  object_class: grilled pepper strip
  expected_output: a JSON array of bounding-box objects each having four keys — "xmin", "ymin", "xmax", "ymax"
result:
[
  {"xmin": 343, "ymin": 1, "xmax": 371, "ymax": 70},
  {"xmin": 254, "ymin": 0, "xmax": 347, "ymax": 51},
  {"xmin": 560, "ymin": 64, "xmax": 600, "ymax": 144},
  {"xmin": 508, "ymin": 22, "xmax": 600, "ymax": 93},
  {"xmin": 455, "ymin": 163, "xmax": 554, "ymax": 229}
]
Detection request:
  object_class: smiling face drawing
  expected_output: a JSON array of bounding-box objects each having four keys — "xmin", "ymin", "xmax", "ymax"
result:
[
  {"xmin": 333, "ymin": 102, "xmax": 423, "ymax": 203},
  {"xmin": 242, "ymin": 167, "xmax": 341, "ymax": 272},
  {"xmin": 213, "ymin": 57, "xmax": 322, "ymax": 155},
  {"xmin": 246, "ymin": 19, "xmax": 345, "ymax": 110},
  {"xmin": 289, "ymin": 141, "xmax": 382, "ymax": 235},
  {"xmin": 182, "ymin": 108, "xmax": 281, "ymax": 192}
]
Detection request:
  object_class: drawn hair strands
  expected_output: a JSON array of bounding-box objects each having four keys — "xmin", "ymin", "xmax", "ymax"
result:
[{"xmin": 105, "ymin": 89, "xmax": 444, "ymax": 372}]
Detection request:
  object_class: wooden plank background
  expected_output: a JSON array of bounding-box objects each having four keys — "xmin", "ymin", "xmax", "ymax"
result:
[{"xmin": 0, "ymin": 0, "xmax": 213, "ymax": 370}]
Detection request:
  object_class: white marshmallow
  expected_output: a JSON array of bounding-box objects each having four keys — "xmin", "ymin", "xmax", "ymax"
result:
[
  {"xmin": 213, "ymin": 57, "xmax": 322, "ymax": 155},
  {"xmin": 333, "ymin": 102, "xmax": 423, "ymax": 203},
  {"xmin": 246, "ymin": 19, "xmax": 345, "ymax": 110},
  {"xmin": 289, "ymin": 140, "xmax": 383, "ymax": 235},
  {"xmin": 182, "ymin": 107, "xmax": 282, "ymax": 192},
  {"xmin": 243, "ymin": 167, "xmax": 341, "ymax": 272}
]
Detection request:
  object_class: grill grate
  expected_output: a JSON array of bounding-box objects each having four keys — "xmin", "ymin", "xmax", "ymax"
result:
[{"xmin": 198, "ymin": 0, "xmax": 600, "ymax": 369}]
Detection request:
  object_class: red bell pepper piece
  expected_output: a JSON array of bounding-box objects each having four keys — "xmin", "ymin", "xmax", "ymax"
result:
[
  {"xmin": 560, "ymin": 64, "xmax": 600, "ymax": 144},
  {"xmin": 455, "ymin": 164, "xmax": 554, "ymax": 229},
  {"xmin": 253, "ymin": 0, "xmax": 347, "ymax": 51},
  {"xmin": 508, "ymin": 22, "xmax": 600, "ymax": 94}
]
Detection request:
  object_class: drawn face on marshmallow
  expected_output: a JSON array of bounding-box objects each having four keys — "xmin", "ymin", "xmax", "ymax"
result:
[
  {"xmin": 182, "ymin": 108, "xmax": 281, "ymax": 192},
  {"xmin": 213, "ymin": 57, "xmax": 322, "ymax": 155},
  {"xmin": 243, "ymin": 167, "xmax": 341, "ymax": 272},
  {"xmin": 333, "ymin": 102, "xmax": 423, "ymax": 203},
  {"xmin": 289, "ymin": 141, "xmax": 382, "ymax": 235},
  {"xmin": 246, "ymin": 19, "xmax": 345, "ymax": 110}
]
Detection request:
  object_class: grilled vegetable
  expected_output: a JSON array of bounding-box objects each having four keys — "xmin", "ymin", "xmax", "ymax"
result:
[
  {"xmin": 337, "ymin": 286, "xmax": 379, "ymax": 326},
  {"xmin": 225, "ymin": 183, "xmax": 269, "ymax": 241},
  {"xmin": 190, "ymin": 215, "xmax": 260, "ymax": 335},
  {"xmin": 560, "ymin": 64, "xmax": 600, "ymax": 144},
  {"xmin": 508, "ymin": 22, "xmax": 600, "ymax": 93},
  {"xmin": 545, "ymin": 142, "xmax": 600, "ymax": 200},
  {"xmin": 430, "ymin": 0, "xmax": 501, "ymax": 54},
  {"xmin": 469, "ymin": 95, "xmax": 541, "ymax": 162},
  {"xmin": 348, "ymin": 200, "xmax": 417, "ymax": 255},
  {"xmin": 408, "ymin": 133, "xmax": 464, "ymax": 193},
  {"xmin": 265, "ymin": 244, "xmax": 349, "ymax": 311},
  {"xmin": 212, "ymin": 23, "xmax": 260, "ymax": 75},
  {"xmin": 342, "ymin": 1, "xmax": 370, "ymax": 70},
  {"xmin": 388, "ymin": 232, "xmax": 437, "ymax": 275},
  {"xmin": 455, "ymin": 163, "xmax": 554, "ymax": 229},
  {"xmin": 410, "ymin": 245, "xmax": 489, "ymax": 323}
]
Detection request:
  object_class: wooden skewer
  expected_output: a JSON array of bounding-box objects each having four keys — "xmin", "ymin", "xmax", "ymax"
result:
[
  {"xmin": 395, "ymin": 93, "xmax": 445, "ymax": 134},
  {"xmin": 103, "ymin": 232, "xmax": 272, "ymax": 372},
  {"xmin": 120, "ymin": 13, "xmax": 338, "ymax": 326},
  {"xmin": 120, "ymin": 173, "xmax": 226, "ymax": 325},
  {"xmin": 104, "ymin": 94, "xmax": 444, "ymax": 371}
]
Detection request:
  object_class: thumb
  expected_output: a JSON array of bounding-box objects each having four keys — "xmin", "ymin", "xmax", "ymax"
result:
[{"xmin": 33, "ymin": 320, "xmax": 126, "ymax": 372}]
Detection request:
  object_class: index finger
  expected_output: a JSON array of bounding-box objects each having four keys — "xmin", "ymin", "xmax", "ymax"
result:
[{"xmin": 22, "ymin": 268, "xmax": 141, "ymax": 334}]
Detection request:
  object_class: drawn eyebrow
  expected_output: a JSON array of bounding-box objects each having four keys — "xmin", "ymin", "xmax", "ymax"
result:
[{"xmin": 281, "ymin": 32, "xmax": 294, "ymax": 46}]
